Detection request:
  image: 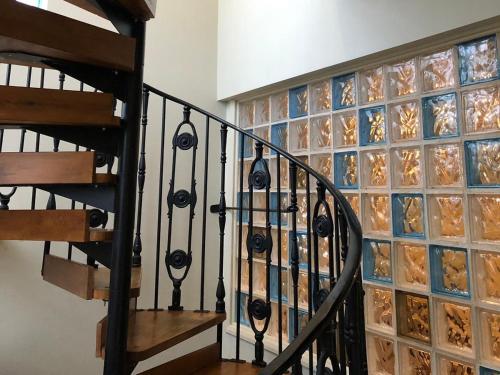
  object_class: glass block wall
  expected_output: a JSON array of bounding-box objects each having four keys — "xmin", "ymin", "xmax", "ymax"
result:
[{"xmin": 234, "ymin": 33, "xmax": 500, "ymax": 374}]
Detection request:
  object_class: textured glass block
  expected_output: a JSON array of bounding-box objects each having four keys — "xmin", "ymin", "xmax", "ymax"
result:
[
  {"xmin": 363, "ymin": 194, "xmax": 391, "ymax": 235},
  {"xmin": 270, "ymin": 123, "xmax": 288, "ymax": 155},
  {"xmin": 465, "ymin": 138, "xmax": 500, "ymax": 187},
  {"xmin": 297, "ymin": 271, "xmax": 309, "ymax": 309},
  {"xmin": 395, "ymin": 242, "xmax": 428, "ymax": 291},
  {"xmin": 267, "ymin": 302, "xmax": 288, "ymax": 340},
  {"xmin": 311, "ymin": 154, "xmax": 332, "ymax": 181},
  {"xmin": 310, "ymin": 79, "xmax": 331, "ymax": 114},
  {"xmin": 289, "ymin": 85, "xmax": 308, "ymax": 118},
  {"xmin": 334, "ymin": 151, "xmax": 358, "ymax": 189},
  {"xmin": 255, "ymin": 97, "xmax": 270, "ymax": 126},
  {"xmin": 297, "ymin": 232, "xmax": 309, "ymax": 270},
  {"xmin": 271, "ymin": 91, "xmax": 289, "ymax": 122},
  {"xmin": 428, "ymin": 195, "xmax": 465, "ymax": 240},
  {"xmin": 438, "ymin": 355, "xmax": 475, "ymax": 375},
  {"xmin": 475, "ymin": 250, "xmax": 500, "ymax": 304},
  {"xmin": 481, "ymin": 367, "xmax": 500, "ymax": 375},
  {"xmin": 367, "ymin": 334, "xmax": 395, "ymax": 375},
  {"xmin": 388, "ymin": 59, "xmax": 417, "ymax": 99},
  {"xmin": 241, "ymin": 259, "xmax": 249, "ymax": 292},
  {"xmin": 422, "ymin": 92, "xmax": 459, "ymax": 139},
  {"xmin": 365, "ymin": 285, "xmax": 394, "ymax": 333},
  {"xmin": 270, "ymin": 265, "xmax": 288, "ymax": 302},
  {"xmin": 241, "ymin": 160, "xmax": 252, "ymax": 189},
  {"xmin": 391, "ymin": 146, "xmax": 422, "ymax": 188},
  {"xmin": 361, "ymin": 150, "xmax": 388, "ymax": 188},
  {"xmin": 252, "ymin": 192, "xmax": 267, "ymax": 225},
  {"xmin": 359, "ymin": 66, "xmax": 385, "ymax": 104},
  {"xmin": 296, "ymin": 155, "xmax": 309, "ymax": 190},
  {"xmin": 237, "ymin": 292, "xmax": 250, "ymax": 326},
  {"xmin": 395, "ymin": 291, "xmax": 431, "ymax": 343},
  {"xmin": 430, "ymin": 245, "xmax": 470, "ymax": 299},
  {"xmin": 362, "ymin": 238, "xmax": 392, "ymax": 283},
  {"xmin": 270, "ymin": 229, "xmax": 288, "ymax": 265},
  {"xmin": 270, "ymin": 157, "xmax": 288, "ymax": 189},
  {"xmin": 345, "ymin": 193, "xmax": 360, "ymax": 217},
  {"xmin": 389, "ymin": 100, "xmax": 421, "ymax": 142},
  {"xmin": 253, "ymin": 126, "xmax": 270, "ymax": 155},
  {"xmin": 289, "ymin": 119, "xmax": 309, "ymax": 152},
  {"xmin": 463, "ymin": 85, "xmax": 500, "ymax": 134},
  {"xmin": 310, "ymin": 115, "xmax": 332, "ymax": 150},
  {"xmin": 458, "ymin": 35, "xmax": 499, "ymax": 85},
  {"xmin": 240, "ymin": 130, "xmax": 254, "ymax": 158},
  {"xmin": 332, "ymin": 73, "xmax": 356, "ymax": 110},
  {"xmin": 333, "ymin": 111, "xmax": 357, "ymax": 147},
  {"xmin": 434, "ymin": 299, "xmax": 473, "ymax": 355},
  {"xmin": 425, "ymin": 143, "xmax": 464, "ymax": 187},
  {"xmin": 239, "ymin": 101, "xmax": 254, "ymax": 128},
  {"xmin": 469, "ymin": 194, "xmax": 500, "ymax": 243},
  {"xmin": 398, "ymin": 343, "xmax": 432, "ymax": 375},
  {"xmin": 359, "ymin": 106, "xmax": 386, "ymax": 146},
  {"xmin": 421, "ymin": 48, "xmax": 456, "ymax": 92},
  {"xmin": 270, "ymin": 192, "xmax": 288, "ymax": 226},
  {"xmin": 479, "ymin": 309, "xmax": 500, "ymax": 365},
  {"xmin": 252, "ymin": 261, "xmax": 267, "ymax": 296},
  {"xmin": 296, "ymin": 192, "xmax": 312, "ymax": 228},
  {"xmin": 392, "ymin": 194, "xmax": 425, "ymax": 238}
]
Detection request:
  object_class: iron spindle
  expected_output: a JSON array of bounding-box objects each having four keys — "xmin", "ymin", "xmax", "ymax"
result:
[
  {"xmin": 305, "ymin": 172, "xmax": 314, "ymax": 375},
  {"xmin": 276, "ymin": 153, "xmax": 283, "ymax": 354},
  {"xmin": 236, "ymin": 131, "xmax": 245, "ymax": 360}
]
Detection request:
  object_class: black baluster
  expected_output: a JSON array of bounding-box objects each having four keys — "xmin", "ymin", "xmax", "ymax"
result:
[
  {"xmin": 305, "ymin": 172, "xmax": 314, "ymax": 375},
  {"xmin": 276, "ymin": 153, "xmax": 283, "ymax": 354},
  {"xmin": 236, "ymin": 132, "xmax": 245, "ymax": 360},
  {"xmin": 31, "ymin": 68, "xmax": 45, "ymax": 210},
  {"xmin": 199, "ymin": 116, "xmax": 210, "ymax": 312}
]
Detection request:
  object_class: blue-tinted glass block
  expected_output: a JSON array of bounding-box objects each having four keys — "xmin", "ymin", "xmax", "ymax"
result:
[
  {"xmin": 236, "ymin": 292, "xmax": 250, "ymax": 327},
  {"xmin": 458, "ymin": 35, "xmax": 499, "ymax": 86},
  {"xmin": 359, "ymin": 106, "xmax": 386, "ymax": 146},
  {"xmin": 392, "ymin": 194, "xmax": 425, "ymax": 239},
  {"xmin": 271, "ymin": 122, "xmax": 288, "ymax": 155},
  {"xmin": 465, "ymin": 138, "xmax": 500, "ymax": 187},
  {"xmin": 289, "ymin": 85, "xmax": 308, "ymax": 118},
  {"xmin": 334, "ymin": 151, "xmax": 358, "ymax": 189},
  {"xmin": 362, "ymin": 238, "xmax": 392, "ymax": 284},
  {"xmin": 288, "ymin": 308, "xmax": 309, "ymax": 341},
  {"xmin": 271, "ymin": 192, "xmax": 288, "ymax": 226},
  {"xmin": 422, "ymin": 92, "xmax": 459, "ymax": 139},
  {"xmin": 332, "ymin": 73, "xmax": 356, "ymax": 110},
  {"xmin": 429, "ymin": 245, "xmax": 471, "ymax": 299},
  {"xmin": 294, "ymin": 231, "xmax": 309, "ymax": 270},
  {"xmin": 239, "ymin": 130, "xmax": 254, "ymax": 158},
  {"xmin": 481, "ymin": 367, "xmax": 500, "ymax": 375},
  {"xmin": 237, "ymin": 192, "xmax": 249, "ymax": 223},
  {"xmin": 270, "ymin": 265, "xmax": 288, "ymax": 302}
]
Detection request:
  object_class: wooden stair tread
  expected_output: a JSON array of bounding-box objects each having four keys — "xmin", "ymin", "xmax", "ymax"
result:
[
  {"xmin": 191, "ymin": 361, "xmax": 262, "ymax": 375},
  {"xmin": 0, "ymin": 210, "xmax": 111, "ymax": 242},
  {"xmin": 0, "ymin": 152, "xmax": 115, "ymax": 186},
  {"xmin": 96, "ymin": 310, "xmax": 226, "ymax": 362},
  {"xmin": 43, "ymin": 254, "xmax": 140, "ymax": 300},
  {"xmin": 63, "ymin": 0, "xmax": 156, "ymax": 21},
  {"xmin": 0, "ymin": 0, "xmax": 136, "ymax": 71},
  {"xmin": 0, "ymin": 86, "xmax": 120, "ymax": 128}
]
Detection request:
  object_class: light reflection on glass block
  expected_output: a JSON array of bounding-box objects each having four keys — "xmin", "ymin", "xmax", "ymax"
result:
[
  {"xmin": 255, "ymin": 97, "xmax": 270, "ymax": 125},
  {"xmin": 251, "ymin": 261, "xmax": 267, "ymax": 297},
  {"xmin": 359, "ymin": 66, "xmax": 384, "ymax": 104},
  {"xmin": 392, "ymin": 194, "xmax": 425, "ymax": 238},
  {"xmin": 253, "ymin": 126, "xmax": 270, "ymax": 155},
  {"xmin": 439, "ymin": 355, "xmax": 475, "ymax": 375},
  {"xmin": 311, "ymin": 154, "xmax": 332, "ymax": 181},
  {"xmin": 289, "ymin": 85, "xmax": 308, "ymax": 118},
  {"xmin": 388, "ymin": 59, "xmax": 417, "ymax": 98},
  {"xmin": 366, "ymin": 285, "xmax": 393, "ymax": 332},
  {"xmin": 296, "ymin": 155, "xmax": 309, "ymax": 189},
  {"xmin": 396, "ymin": 291, "xmax": 431, "ymax": 343},
  {"xmin": 465, "ymin": 138, "xmax": 500, "ymax": 187},
  {"xmin": 389, "ymin": 100, "xmax": 421, "ymax": 142},
  {"xmin": 334, "ymin": 151, "xmax": 358, "ymax": 189},
  {"xmin": 458, "ymin": 35, "xmax": 499, "ymax": 85},
  {"xmin": 463, "ymin": 85, "xmax": 500, "ymax": 134},
  {"xmin": 345, "ymin": 193, "xmax": 360, "ymax": 217},
  {"xmin": 333, "ymin": 73, "xmax": 356, "ymax": 110},
  {"xmin": 430, "ymin": 245, "xmax": 470, "ymax": 299},
  {"xmin": 475, "ymin": 250, "xmax": 500, "ymax": 304},
  {"xmin": 435, "ymin": 299, "xmax": 473, "ymax": 354},
  {"xmin": 270, "ymin": 123, "xmax": 288, "ymax": 155},
  {"xmin": 363, "ymin": 238, "xmax": 392, "ymax": 283},
  {"xmin": 426, "ymin": 143, "xmax": 463, "ymax": 188},
  {"xmin": 368, "ymin": 334, "xmax": 395, "ymax": 375},
  {"xmin": 361, "ymin": 150, "xmax": 388, "ymax": 188},
  {"xmin": 421, "ymin": 48, "xmax": 456, "ymax": 92},
  {"xmin": 399, "ymin": 344, "xmax": 432, "ymax": 375},
  {"xmin": 289, "ymin": 119, "xmax": 309, "ymax": 152},
  {"xmin": 271, "ymin": 229, "xmax": 288, "ymax": 265},
  {"xmin": 310, "ymin": 79, "xmax": 331, "ymax": 114},
  {"xmin": 428, "ymin": 195, "xmax": 465, "ymax": 240},
  {"xmin": 359, "ymin": 106, "xmax": 386, "ymax": 146},
  {"xmin": 422, "ymin": 92, "xmax": 459, "ymax": 139},
  {"xmin": 297, "ymin": 193, "xmax": 310, "ymax": 227},
  {"xmin": 479, "ymin": 309, "xmax": 500, "ymax": 364},
  {"xmin": 395, "ymin": 242, "xmax": 428, "ymax": 290},
  {"xmin": 270, "ymin": 265, "xmax": 288, "ymax": 302},
  {"xmin": 271, "ymin": 91, "xmax": 289, "ymax": 122},
  {"xmin": 391, "ymin": 147, "xmax": 422, "ymax": 187},
  {"xmin": 333, "ymin": 111, "xmax": 357, "ymax": 147},
  {"xmin": 469, "ymin": 194, "xmax": 500, "ymax": 243},
  {"xmin": 296, "ymin": 232, "xmax": 329, "ymax": 273},
  {"xmin": 363, "ymin": 194, "xmax": 391, "ymax": 235},
  {"xmin": 270, "ymin": 192, "xmax": 288, "ymax": 226},
  {"xmin": 270, "ymin": 157, "xmax": 288, "ymax": 189},
  {"xmin": 239, "ymin": 101, "xmax": 254, "ymax": 128},
  {"xmin": 310, "ymin": 115, "xmax": 332, "ymax": 150}
]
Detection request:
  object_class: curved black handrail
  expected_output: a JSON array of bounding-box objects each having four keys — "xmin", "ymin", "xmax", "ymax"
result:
[{"xmin": 143, "ymin": 83, "xmax": 364, "ymax": 374}]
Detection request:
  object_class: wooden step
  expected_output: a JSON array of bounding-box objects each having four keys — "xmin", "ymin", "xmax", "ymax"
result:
[
  {"xmin": 96, "ymin": 310, "xmax": 226, "ymax": 362},
  {"xmin": 191, "ymin": 361, "xmax": 262, "ymax": 375},
  {"xmin": 0, "ymin": 152, "xmax": 115, "ymax": 186},
  {"xmin": 42, "ymin": 254, "xmax": 141, "ymax": 300},
  {"xmin": 0, "ymin": 0, "xmax": 136, "ymax": 71},
  {"xmin": 0, "ymin": 210, "xmax": 112, "ymax": 242},
  {"xmin": 0, "ymin": 86, "xmax": 120, "ymax": 128},
  {"xmin": 63, "ymin": 0, "xmax": 156, "ymax": 21}
]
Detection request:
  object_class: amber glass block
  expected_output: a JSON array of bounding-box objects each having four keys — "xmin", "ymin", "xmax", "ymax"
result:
[
  {"xmin": 389, "ymin": 100, "xmax": 421, "ymax": 142},
  {"xmin": 359, "ymin": 66, "xmax": 384, "ymax": 104},
  {"xmin": 372, "ymin": 241, "xmax": 392, "ymax": 280},
  {"xmin": 310, "ymin": 115, "xmax": 332, "ymax": 150},
  {"xmin": 362, "ymin": 150, "xmax": 388, "ymax": 188},
  {"xmin": 333, "ymin": 111, "xmax": 357, "ymax": 147},
  {"xmin": 399, "ymin": 343, "xmax": 432, "ymax": 375},
  {"xmin": 395, "ymin": 242, "xmax": 428, "ymax": 290},
  {"xmin": 470, "ymin": 195, "xmax": 500, "ymax": 242},
  {"xmin": 342, "ymin": 153, "xmax": 358, "ymax": 187},
  {"xmin": 441, "ymin": 249, "xmax": 469, "ymax": 295},
  {"xmin": 476, "ymin": 250, "xmax": 500, "ymax": 304},
  {"xmin": 241, "ymin": 259, "xmax": 249, "ymax": 292},
  {"xmin": 392, "ymin": 147, "xmax": 422, "ymax": 187},
  {"xmin": 426, "ymin": 143, "xmax": 463, "ymax": 187},
  {"xmin": 366, "ymin": 286, "xmax": 393, "ymax": 332},
  {"xmin": 368, "ymin": 335, "xmax": 395, "ymax": 375},
  {"xmin": 463, "ymin": 86, "xmax": 500, "ymax": 134},
  {"xmin": 345, "ymin": 193, "xmax": 360, "ymax": 217},
  {"xmin": 297, "ymin": 193, "xmax": 310, "ymax": 228},
  {"xmin": 439, "ymin": 356, "xmax": 475, "ymax": 375},
  {"xmin": 476, "ymin": 141, "xmax": 500, "ymax": 185},
  {"xmin": 289, "ymin": 119, "xmax": 309, "ymax": 152},
  {"xmin": 363, "ymin": 194, "xmax": 390, "ymax": 234},
  {"xmin": 267, "ymin": 302, "xmax": 288, "ymax": 340},
  {"xmin": 388, "ymin": 59, "xmax": 417, "ymax": 99},
  {"xmin": 255, "ymin": 97, "xmax": 270, "ymax": 125},
  {"xmin": 421, "ymin": 48, "xmax": 456, "ymax": 92},
  {"xmin": 396, "ymin": 291, "xmax": 431, "ymax": 343},
  {"xmin": 435, "ymin": 300, "xmax": 473, "ymax": 354},
  {"xmin": 252, "ymin": 261, "xmax": 266, "ymax": 296},
  {"xmin": 253, "ymin": 126, "xmax": 270, "ymax": 155},
  {"xmin": 296, "ymin": 155, "xmax": 309, "ymax": 190},
  {"xmin": 401, "ymin": 196, "xmax": 425, "ymax": 236},
  {"xmin": 310, "ymin": 79, "xmax": 332, "ymax": 114},
  {"xmin": 479, "ymin": 309, "xmax": 500, "ymax": 364},
  {"xmin": 270, "ymin": 157, "xmax": 288, "ymax": 189},
  {"xmin": 253, "ymin": 192, "xmax": 266, "ymax": 224},
  {"xmin": 428, "ymin": 195, "xmax": 465, "ymax": 240},
  {"xmin": 271, "ymin": 91, "xmax": 289, "ymax": 122},
  {"xmin": 271, "ymin": 229, "xmax": 288, "ymax": 265},
  {"xmin": 297, "ymin": 271, "xmax": 309, "ymax": 308},
  {"xmin": 239, "ymin": 101, "xmax": 255, "ymax": 128},
  {"xmin": 311, "ymin": 154, "xmax": 332, "ymax": 181}
]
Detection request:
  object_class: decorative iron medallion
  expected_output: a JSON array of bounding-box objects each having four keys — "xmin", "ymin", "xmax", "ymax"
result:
[
  {"xmin": 175, "ymin": 132, "xmax": 196, "ymax": 150},
  {"xmin": 167, "ymin": 249, "xmax": 191, "ymax": 269},
  {"xmin": 249, "ymin": 299, "xmax": 269, "ymax": 321},
  {"xmin": 248, "ymin": 233, "xmax": 271, "ymax": 254},
  {"xmin": 250, "ymin": 170, "xmax": 269, "ymax": 190},
  {"xmin": 89, "ymin": 209, "xmax": 108, "ymax": 228},
  {"xmin": 313, "ymin": 215, "xmax": 332, "ymax": 238},
  {"xmin": 173, "ymin": 189, "xmax": 191, "ymax": 208}
]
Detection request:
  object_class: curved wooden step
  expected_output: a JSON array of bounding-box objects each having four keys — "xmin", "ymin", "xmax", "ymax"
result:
[
  {"xmin": 0, "ymin": 0, "xmax": 135, "ymax": 71},
  {"xmin": 96, "ymin": 310, "xmax": 226, "ymax": 362},
  {"xmin": 63, "ymin": 0, "xmax": 156, "ymax": 21},
  {"xmin": 0, "ymin": 152, "xmax": 115, "ymax": 186},
  {"xmin": 192, "ymin": 361, "xmax": 262, "ymax": 375},
  {"xmin": 0, "ymin": 86, "xmax": 120, "ymax": 128}
]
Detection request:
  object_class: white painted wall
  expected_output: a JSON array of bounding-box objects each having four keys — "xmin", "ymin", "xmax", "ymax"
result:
[
  {"xmin": 217, "ymin": 0, "xmax": 500, "ymax": 99},
  {"xmin": 0, "ymin": 1, "xmax": 223, "ymax": 374}
]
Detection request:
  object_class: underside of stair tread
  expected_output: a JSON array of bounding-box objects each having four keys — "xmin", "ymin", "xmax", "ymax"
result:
[
  {"xmin": 0, "ymin": 86, "xmax": 121, "ymax": 128},
  {"xmin": 63, "ymin": 0, "xmax": 156, "ymax": 21},
  {"xmin": 191, "ymin": 361, "xmax": 262, "ymax": 375},
  {"xmin": 0, "ymin": 0, "xmax": 136, "ymax": 71},
  {"xmin": 0, "ymin": 152, "xmax": 115, "ymax": 186},
  {"xmin": 96, "ymin": 310, "xmax": 226, "ymax": 362}
]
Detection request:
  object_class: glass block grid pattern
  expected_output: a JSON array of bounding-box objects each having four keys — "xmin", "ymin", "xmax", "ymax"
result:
[{"xmin": 234, "ymin": 33, "xmax": 500, "ymax": 374}]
